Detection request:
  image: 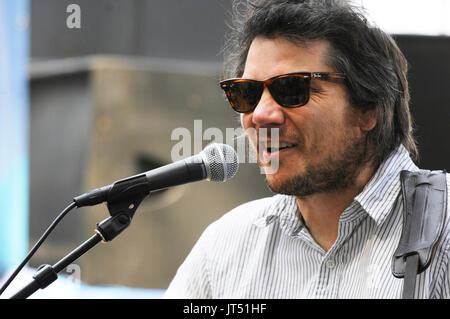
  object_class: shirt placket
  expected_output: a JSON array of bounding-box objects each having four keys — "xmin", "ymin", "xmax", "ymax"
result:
[
  {"xmin": 302, "ymin": 208, "xmax": 366, "ymax": 298},
  {"xmin": 295, "ymin": 227, "xmax": 338, "ymax": 298},
  {"xmin": 312, "ymin": 244, "xmax": 345, "ymax": 298}
]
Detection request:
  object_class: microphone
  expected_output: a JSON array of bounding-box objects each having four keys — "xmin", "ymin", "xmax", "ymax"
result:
[{"xmin": 73, "ymin": 143, "xmax": 239, "ymax": 208}]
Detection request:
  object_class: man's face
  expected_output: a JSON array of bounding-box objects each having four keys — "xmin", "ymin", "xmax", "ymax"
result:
[{"xmin": 241, "ymin": 36, "xmax": 372, "ymax": 197}]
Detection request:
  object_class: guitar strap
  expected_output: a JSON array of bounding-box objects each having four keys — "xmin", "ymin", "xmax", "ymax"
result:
[{"xmin": 392, "ymin": 170, "xmax": 447, "ymax": 299}]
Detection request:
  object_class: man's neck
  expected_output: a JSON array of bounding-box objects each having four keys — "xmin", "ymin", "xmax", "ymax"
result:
[{"xmin": 295, "ymin": 163, "xmax": 376, "ymax": 252}]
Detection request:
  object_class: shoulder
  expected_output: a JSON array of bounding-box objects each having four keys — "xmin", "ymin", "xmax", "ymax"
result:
[
  {"xmin": 197, "ymin": 194, "xmax": 289, "ymax": 245},
  {"xmin": 447, "ymin": 172, "xmax": 450, "ymax": 201},
  {"xmin": 431, "ymin": 173, "xmax": 450, "ymax": 271},
  {"xmin": 428, "ymin": 173, "xmax": 450, "ymax": 297},
  {"xmin": 442, "ymin": 173, "xmax": 450, "ymax": 251},
  {"xmin": 442, "ymin": 172, "xmax": 450, "ymax": 246},
  {"xmin": 210, "ymin": 194, "xmax": 287, "ymax": 229},
  {"xmin": 429, "ymin": 172, "xmax": 450, "ymax": 252}
]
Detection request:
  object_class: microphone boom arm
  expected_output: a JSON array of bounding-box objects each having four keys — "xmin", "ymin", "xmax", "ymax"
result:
[
  {"xmin": 10, "ymin": 143, "xmax": 237, "ymax": 298},
  {"xmin": 10, "ymin": 176, "xmax": 150, "ymax": 299}
]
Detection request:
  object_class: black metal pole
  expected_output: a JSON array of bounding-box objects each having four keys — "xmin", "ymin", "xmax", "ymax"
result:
[
  {"xmin": 11, "ymin": 233, "xmax": 103, "ymax": 299},
  {"xmin": 9, "ymin": 189, "xmax": 146, "ymax": 299},
  {"xmin": 52, "ymin": 233, "xmax": 103, "ymax": 273}
]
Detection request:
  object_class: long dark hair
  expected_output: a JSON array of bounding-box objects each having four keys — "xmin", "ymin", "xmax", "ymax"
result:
[{"xmin": 222, "ymin": 0, "xmax": 418, "ymax": 166}]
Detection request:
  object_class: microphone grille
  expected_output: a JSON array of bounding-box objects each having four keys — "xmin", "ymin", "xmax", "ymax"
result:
[{"xmin": 201, "ymin": 143, "xmax": 239, "ymax": 182}]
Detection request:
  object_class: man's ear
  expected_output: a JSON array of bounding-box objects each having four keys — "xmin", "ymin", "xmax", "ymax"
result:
[{"xmin": 359, "ymin": 108, "xmax": 377, "ymax": 132}]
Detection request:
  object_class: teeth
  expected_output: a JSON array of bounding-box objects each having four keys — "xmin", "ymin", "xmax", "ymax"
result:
[
  {"xmin": 262, "ymin": 142, "xmax": 296, "ymax": 153},
  {"xmin": 265, "ymin": 142, "xmax": 295, "ymax": 148},
  {"xmin": 280, "ymin": 142, "xmax": 295, "ymax": 148}
]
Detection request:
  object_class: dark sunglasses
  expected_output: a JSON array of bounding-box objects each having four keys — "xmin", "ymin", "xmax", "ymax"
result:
[{"xmin": 219, "ymin": 72, "xmax": 346, "ymax": 113}]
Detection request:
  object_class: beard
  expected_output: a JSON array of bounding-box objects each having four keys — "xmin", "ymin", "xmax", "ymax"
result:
[{"xmin": 264, "ymin": 134, "xmax": 370, "ymax": 198}]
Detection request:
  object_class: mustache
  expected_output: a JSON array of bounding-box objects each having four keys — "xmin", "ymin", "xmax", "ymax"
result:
[{"xmin": 244, "ymin": 127, "xmax": 303, "ymax": 147}]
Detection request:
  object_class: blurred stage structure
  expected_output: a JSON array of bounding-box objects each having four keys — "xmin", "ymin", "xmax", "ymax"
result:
[
  {"xmin": 29, "ymin": 55, "xmax": 272, "ymax": 289},
  {"xmin": 25, "ymin": 0, "xmax": 450, "ymax": 292}
]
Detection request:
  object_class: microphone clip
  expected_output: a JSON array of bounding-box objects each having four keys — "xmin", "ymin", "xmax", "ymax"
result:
[{"xmin": 95, "ymin": 174, "xmax": 150, "ymax": 242}]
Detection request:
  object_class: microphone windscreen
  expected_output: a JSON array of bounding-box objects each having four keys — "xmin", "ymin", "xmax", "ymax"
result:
[{"xmin": 201, "ymin": 143, "xmax": 239, "ymax": 182}]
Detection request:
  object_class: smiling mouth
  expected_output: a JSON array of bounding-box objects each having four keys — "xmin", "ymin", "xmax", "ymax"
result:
[{"xmin": 264, "ymin": 142, "xmax": 297, "ymax": 154}]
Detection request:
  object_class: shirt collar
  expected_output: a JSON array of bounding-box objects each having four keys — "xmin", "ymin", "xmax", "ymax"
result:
[
  {"xmin": 252, "ymin": 194, "xmax": 301, "ymax": 236},
  {"xmin": 354, "ymin": 144, "xmax": 419, "ymax": 226},
  {"xmin": 254, "ymin": 144, "xmax": 419, "ymax": 235}
]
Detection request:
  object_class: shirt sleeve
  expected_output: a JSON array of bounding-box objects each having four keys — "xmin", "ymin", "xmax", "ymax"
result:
[
  {"xmin": 433, "ymin": 174, "xmax": 450, "ymax": 298},
  {"xmin": 163, "ymin": 223, "xmax": 215, "ymax": 299},
  {"xmin": 431, "ymin": 234, "xmax": 450, "ymax": 299},
  {"xmin": 440, "ymin": 256, "xmax": 450, "ymax": 298}
]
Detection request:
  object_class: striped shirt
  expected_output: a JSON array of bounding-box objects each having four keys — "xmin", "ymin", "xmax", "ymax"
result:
[{"xmin": 164, "ymin": 145, "xmax": 450, "ymax": 299}]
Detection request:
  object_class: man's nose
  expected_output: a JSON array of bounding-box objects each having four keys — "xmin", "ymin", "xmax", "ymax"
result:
[{"xmin": 251, "ymin": 88, "xmax": 285, "ymax": 126}]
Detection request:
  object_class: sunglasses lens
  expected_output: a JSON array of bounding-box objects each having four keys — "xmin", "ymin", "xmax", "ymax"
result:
[
  {"xmin": 269, "ymin": 76, "xmax": 309, "ymax": 107},
  {"xmin": 221, "ymin": 74, "xmax": 311, "ymax": 113},
  {"xmin": 223, "ymin": 81, "xmax": 263, "ymax": 113}
]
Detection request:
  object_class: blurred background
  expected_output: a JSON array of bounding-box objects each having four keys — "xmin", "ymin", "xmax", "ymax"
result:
[{"xmin": 0, "ymin": 0, "xmax": 449, "ymax": 298}]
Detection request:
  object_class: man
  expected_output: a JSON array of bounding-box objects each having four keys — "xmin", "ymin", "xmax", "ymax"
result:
[{"xmin": 164, "ymin": 0, "xmax": 450, "ymax": 298}]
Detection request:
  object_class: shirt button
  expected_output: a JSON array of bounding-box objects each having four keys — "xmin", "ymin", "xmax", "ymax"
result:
[{"xmin": 325, "ymin": 260, "xmax": 335, "ymax": 268}]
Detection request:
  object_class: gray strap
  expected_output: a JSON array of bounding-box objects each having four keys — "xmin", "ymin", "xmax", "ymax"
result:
[
  {"xmin": 392, "ymin": 170, "xmax": 447, "ymax": 298},
  {"xmin": 402, "ymin": 254, "xmax": 419, "ymax": 299}
]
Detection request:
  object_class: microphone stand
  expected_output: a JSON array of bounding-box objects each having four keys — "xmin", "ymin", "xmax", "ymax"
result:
[
  {"xmin": 11, "ymin": 233, "xmax": 103, "ymax": 299},
  {"xmin": 10, "ymin": 180, "xmax": 149, "ymax": 299}
]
